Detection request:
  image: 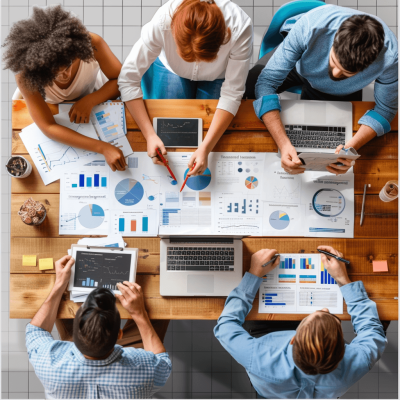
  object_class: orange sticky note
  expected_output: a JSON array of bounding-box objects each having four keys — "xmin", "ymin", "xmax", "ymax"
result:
[
  {"xmin": 373, "ymin": 260, "xmax": 388, "ymax": 272},
  {"xmin": 39, "ymin": 258, "xmax": 54, "ymax": 270}
]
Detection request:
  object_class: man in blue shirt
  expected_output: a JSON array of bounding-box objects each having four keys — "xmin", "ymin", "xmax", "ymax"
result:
[
  {"xmin": 26, "ymin": 255, "xmax": 171, "ymax": 399},
  {"xmin": 214, "ymin": 246, "xmax": 387, "ymax": 399},
  {"xmin": 251, "ymin": 5, "xmax": 398, "ymax": 176}
]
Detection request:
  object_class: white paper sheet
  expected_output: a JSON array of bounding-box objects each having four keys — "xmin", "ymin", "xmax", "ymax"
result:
[
  {"xmin": 19, "ymin": 112, "xmax": 100, "ymax": 185},
  {"xmin": 258, "ymin": 253, "xmax": 343, "ymax": 314}
]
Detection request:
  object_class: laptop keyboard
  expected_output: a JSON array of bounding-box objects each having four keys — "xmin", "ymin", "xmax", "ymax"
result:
[
  {"xmin": 285, "ymin": 125, "xmax": 346, "ymax": 149},
  {"xmin": 167, "ymin": 246, "xmax": 235, "ymax": 271}
]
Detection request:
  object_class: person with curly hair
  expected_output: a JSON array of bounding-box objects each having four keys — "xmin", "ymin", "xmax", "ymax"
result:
[{"xmin": 3, "ymin": 5, "xmax": 127, "ymax": 172}]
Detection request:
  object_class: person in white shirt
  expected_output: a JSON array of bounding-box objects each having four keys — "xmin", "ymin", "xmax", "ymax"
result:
[{"xmin": 118, "ymin": 0, "xmax": 253, "ymax": 176}]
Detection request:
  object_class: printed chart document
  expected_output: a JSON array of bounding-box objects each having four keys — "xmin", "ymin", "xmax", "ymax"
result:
[
  {"xmin": 59, "ymin": 163, "xmax": 110, "ymax": 235},
  {"xmin": 259, "ymin": 253, "xmax": 343, "ymax": 314},
  {"xmin": 90, "ymin": 101, "xmax": 133, "ymax": 157},
  {"xmin": 158, "ymin": 152, "xmax": 265, "ymax": 235},
  {"xmin": 20, "ymin": 112, "xmax": 100, "ymax": 185},
  {"xmin": 108, "ymin": 153, "xmax": 160, "ymax": 237}
]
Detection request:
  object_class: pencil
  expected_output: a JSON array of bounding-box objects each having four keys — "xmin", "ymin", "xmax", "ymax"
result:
[
  {"xmin": 317, "ymin": 249, "xmax": 350, "ymax": 265},
  {"xmin": 156, "ymin": 148, "xmax": 177, "ymax": 182},
  {"xmin": 180, "ymin": 163, "xmax": 196, "ymax": 193}
]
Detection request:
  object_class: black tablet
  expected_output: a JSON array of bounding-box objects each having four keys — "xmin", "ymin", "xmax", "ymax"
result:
[{"xmin": 153, "ymin": 118, "xmax": 202, "ymax": 148}]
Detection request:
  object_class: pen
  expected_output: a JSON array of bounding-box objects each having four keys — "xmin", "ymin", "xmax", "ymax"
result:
[
  {"xmin": 180, "ymin": 163, "xmax": 196, "ymax": 192},
  {"xmin": 360, "ymin": 183, "xmax": 370, "ymax": 226},
  {"xmin": 156, "ymin": 148, "xmax": 177, "ymax": 182},
  {"xmin": 262, "ymin": 254, "xmax": 280, "ymax": 268},
  {"xmin": 317, "ymin": 249, "xmax": 350, "ymax": 265}
]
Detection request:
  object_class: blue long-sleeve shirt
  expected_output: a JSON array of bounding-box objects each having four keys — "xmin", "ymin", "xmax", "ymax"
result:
[
  {"xmin": 214, "ymin": 273, "xmax": 387, "ymax": 399},
  {"xmin": 254, "ymin": 5, "xmax": 398, "ymax": 136}
]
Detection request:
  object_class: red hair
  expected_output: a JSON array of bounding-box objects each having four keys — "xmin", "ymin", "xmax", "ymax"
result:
[{"xmin": 171, "ymin": 0, "xmax": 231, "ymax": 63}]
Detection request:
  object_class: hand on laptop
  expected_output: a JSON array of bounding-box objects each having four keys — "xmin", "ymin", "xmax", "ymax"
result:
[
  {"xmin": 249, "ymin": 249, "xmax": 280, "ymax": 278},
  {"xmin": 281, "ymin": 144, "xmax": 305, "ymax": 175},
  {"xmin": 326, "ymin": 144, "xmax": 355, "ymax": 175}
]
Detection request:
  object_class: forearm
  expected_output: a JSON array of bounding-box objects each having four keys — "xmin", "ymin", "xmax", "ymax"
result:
[
  {"xmin": 31, "ymin": 281, "xmax": 65, "ymax": 333},
  {"xmin": 44, "ymin": 124, "xmax": 105, "ymax": 154},
  {"xmin": 261, "ymin": 110, "xmax": 292, "ymax": 150},
  {"xmin": 125, "ymin": 98, "xmax": 156, "ymax": 140},
  {"xmin": 133, "ymin": 313, "xmax": 166, "ymax": 354},
  {"xmin": 201, "ymin": 109, "xmax": 234, "ymax": 153},
  {"xmin": 345, "ymin": 125, "xmax": 377, "ymax": 151},
  {"xmin": 85, "ymin": 79, "xmax": 120, "ymax": 105}
]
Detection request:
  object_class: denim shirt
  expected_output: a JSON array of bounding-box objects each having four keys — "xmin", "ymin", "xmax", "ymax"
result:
[
  {"xmin": 254, "ymin": 5, "xmax": 398, "ymax": 136},
  {"xmin": 214, "ymin": 273, "xmax": 387, "ymax": 399}
]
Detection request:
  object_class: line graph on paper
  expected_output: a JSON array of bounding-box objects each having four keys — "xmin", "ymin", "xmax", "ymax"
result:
[{"xmin": 272, "ymin": 183, "xmax": 300, "ymax": 202}]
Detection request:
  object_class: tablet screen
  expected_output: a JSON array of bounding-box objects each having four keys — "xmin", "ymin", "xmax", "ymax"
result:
[
  {"xmin": 74, "ymin": 250, "xmax": 132, "ymax": 290},
  {"xmin": 156, "ymin": 118, "xmax": 199, "ymax": 147}
]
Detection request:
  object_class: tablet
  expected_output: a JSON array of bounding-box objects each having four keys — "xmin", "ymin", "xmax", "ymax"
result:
[
  {"xmin": 153, "ymin": 118, "xmax": 202, "ymax": 148},
  {"xmin": 68, "ymin": 246, "xmax": 138, "ymax": 294}
]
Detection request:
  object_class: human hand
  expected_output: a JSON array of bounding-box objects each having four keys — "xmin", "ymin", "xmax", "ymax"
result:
[
  {"xmin": 69, "ymin": 96, "xmax": 95, "ymax": 124},
  {"xmin": 318, "ymin": 245, "xmax": 351, "ymax": 287},
  {"xmin": 115, "ymin": 281, "xmax": 147, "ymax": 320},
  {"xmin": 101, "ymin": 143, "xmax": 127, "ymax": 172},
  {"xmin": 187, "ymin": 147, "xmax": 208, "ymax": 176},
  {"xmin": 248, "ymin": 249, "xmax": 280, "ymax": 278},
  {"xmin": 147, "ymin": 133, "xmax": 168, "ymax": 166},
  {"xmin": 280, "ymin": 144, "xmax": 305, "ymax": 175},
  {"xmin": 54, "ymin": 255, "xmax": 75, "ymax": 289},
  {"xmin": 326, "ymin": 144, "xmax": 355, "ymax": 175}
]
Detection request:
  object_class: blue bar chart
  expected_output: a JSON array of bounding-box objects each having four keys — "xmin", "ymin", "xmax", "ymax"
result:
[
  {"xmin": 279, "ymin": 257, "xmax": 295, "ymax": 269},
  {"xmin": 321, "ymin": 262, "xmax": 337, "ymax": 284},
  {"xmin": 65, "ymin": 171, "xmax": 108, "ymax": 190},
  {"xmin": 111, "ymin": 210, "xmax": 157, "ymax": 236}
]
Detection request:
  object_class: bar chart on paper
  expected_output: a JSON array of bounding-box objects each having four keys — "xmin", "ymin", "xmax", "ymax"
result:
[
  {"xmin": 279, "ymin": 256, "xmax": 296, "ymax": 269},
  {"xmin": 261, "ymin": 290, "xmax": 295, "ymax": 307},
  {"xmin": 110, "ymin": 209, "xmax": 158, "ymax": 236},
  {"xmin": 321, "ymin": 262, "xmax": 337, "ymax": 284}
]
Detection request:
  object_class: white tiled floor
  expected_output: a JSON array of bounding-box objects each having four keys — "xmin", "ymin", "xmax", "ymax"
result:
[{"xmin": 0, "ymin": 0, "xmax": 398, "ymax": 398}]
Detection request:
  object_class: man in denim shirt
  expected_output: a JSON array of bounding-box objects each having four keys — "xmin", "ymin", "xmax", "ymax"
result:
[
  {"xmin": 251, "ymin": 5, "xmax": 397, "ymax": 176},
  {"xmin": 214, "ymin": 246, "xmax": 387, "ymax": 399},
  {"xmin": 26, "ymin": 255, "xmax": 171, "ymax": 399}
]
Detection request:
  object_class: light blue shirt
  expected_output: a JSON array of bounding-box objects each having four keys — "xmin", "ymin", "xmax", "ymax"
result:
[
  {"xmin": 26, "ymin": 324, "xmax": 172, "ymax": 399},
  {"xmin": 214, "ymin": 273, "xmax": 387, "ymax": 399},
  {"xmin": 254, "ymin": 5, "xmax": 398, "ymax": 136}
]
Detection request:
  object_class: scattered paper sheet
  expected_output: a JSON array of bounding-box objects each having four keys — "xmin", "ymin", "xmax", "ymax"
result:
[
  {"xmin": 259, "ymin": 253, "xmax": 343, "ymax": 314},
  {"xmin": 39, "ymin": 258, "xmax": 54, "ymax": 270},
  {"xmin": 373, "ymin": 260, "xmax": 388, "ymax": 272}
]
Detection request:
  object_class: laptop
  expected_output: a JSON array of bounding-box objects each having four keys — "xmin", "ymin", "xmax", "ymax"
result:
[
  {"xmin": 280, "ymin": 100, "xmax": 353, "ymax": 153},
  {"xmin": 160, "ymin": 237, "xmax": 243, "ymax": 296}
]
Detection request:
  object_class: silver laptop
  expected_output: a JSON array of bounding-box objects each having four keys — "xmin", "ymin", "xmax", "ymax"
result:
[
  {"xmin": 160, "ymin": 237, "xmax": 243, "ymax": 296},
  {"xmin": 280, "ymin": 100, "xmax": 353, "ymax": 153}
]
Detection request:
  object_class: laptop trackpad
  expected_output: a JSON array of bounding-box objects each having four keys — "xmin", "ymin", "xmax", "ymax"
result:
[
  {"xmin": 305, "ymin": 102, "xmax": 326, "ymax": 125},
  {"xmin": 187, "ymin": 275, "xmax": 214, "ymax": 293}
]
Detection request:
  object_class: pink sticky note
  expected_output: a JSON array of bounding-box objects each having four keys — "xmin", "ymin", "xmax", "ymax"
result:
[{"xmin": 373, "ymin": 260, "xmax": 388, "ymax": 272}]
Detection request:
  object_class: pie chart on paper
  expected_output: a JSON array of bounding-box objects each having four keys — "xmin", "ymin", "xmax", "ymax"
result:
[
  {"xmin": 245, "ymin": 176, "xmax": 258, "ymax": 189},
  {"xmin": 115, "ymin": 178, "xmax": 144, "ymax": 206},
  {"xmin": 183, "ymin": 168, "xmax": 212, "ymax": 191},
  {"xmin": 269, "ymin": 210, "xmax": 290, "ymax": 230},
  {"xmin": 78, "ymin": 204, "xmax": 105, "ymax": 229}
]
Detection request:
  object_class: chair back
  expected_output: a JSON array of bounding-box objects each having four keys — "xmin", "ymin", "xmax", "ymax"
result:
[{"xmin": 259, "ymin": 0, "xmax": 325, "ymax": 59}]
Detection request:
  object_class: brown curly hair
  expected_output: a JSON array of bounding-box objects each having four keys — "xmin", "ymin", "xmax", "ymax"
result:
[{"xmin": 2, "ymin": 5, "xmax": 95, "ymax": 99}]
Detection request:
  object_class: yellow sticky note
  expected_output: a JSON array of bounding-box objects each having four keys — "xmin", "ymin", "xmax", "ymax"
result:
[
  {"xmin": 39, "ymin": 258, "xmax": 54, "ymax": 270},
  {"xmin": 22, "ymin": 255, "xmax": 37, "ymax": 267}
]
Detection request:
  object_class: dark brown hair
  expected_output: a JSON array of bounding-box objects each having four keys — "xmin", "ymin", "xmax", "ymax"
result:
[
  {"xmin": 292, "ymin": 312, "xmax": 345, "ymax": 375},
  {"xmin": 73, "ymin": 288, "xmax": 121, "ymax": 358},
  {"xmin": 333, "ymin": 15, "xmax": 385, "ymax": 73},
  {"xmin": 171, "ymin": 0, "xmax": 231, "ymax": 63},
  {"xmin": 2, "ymin": 5, "xmax": 94, "ymax": 99}
]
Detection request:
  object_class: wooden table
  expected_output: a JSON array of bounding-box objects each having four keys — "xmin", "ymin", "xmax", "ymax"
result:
[{"xmin": 10, "ymin": 99, "xmax": 398, "ymax": 320}]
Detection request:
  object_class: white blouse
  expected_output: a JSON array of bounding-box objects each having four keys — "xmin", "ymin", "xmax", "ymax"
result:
[{"xmin": 118, "ymin": 0, "xmax": 253, "ymax": 116}]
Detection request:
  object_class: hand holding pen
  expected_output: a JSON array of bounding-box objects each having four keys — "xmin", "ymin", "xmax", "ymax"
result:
[
  {"xmin": 156, "ymin": 148, "xmax": 177, "ymax": 182},
  {"xmin": 249, "ymin": 249, "xmax": 280, "ymax": 278},
  {"xmin": 180, "ymin": 163, "xmax": 196, "ymax": 192}
]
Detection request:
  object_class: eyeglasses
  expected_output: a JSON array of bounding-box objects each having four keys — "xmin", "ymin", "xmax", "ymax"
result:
[{"xmin": 55, "ymin": 61, "xmax": 73, "ymax": 79}]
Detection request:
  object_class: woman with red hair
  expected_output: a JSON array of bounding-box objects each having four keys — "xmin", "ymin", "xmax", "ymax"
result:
[{"xmin": 119, "ymin": 0, "xmax": 253, "ymax": 176}]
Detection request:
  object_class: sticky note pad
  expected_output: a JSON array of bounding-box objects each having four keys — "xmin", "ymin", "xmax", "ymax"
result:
[
  {"xmin": 373, "ymin": 260, "xmax": 388, "ymax": 272},
  {"xmin": 39, "ymin": 258, "xmax": 54, "ymax": 270},
  {"xmin": 22, "ymin": 255, "xmax": 37, "ymax": 267}
]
